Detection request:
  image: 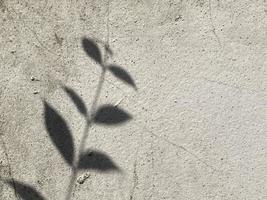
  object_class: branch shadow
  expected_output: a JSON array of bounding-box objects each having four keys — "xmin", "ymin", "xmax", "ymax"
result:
[{"xmin": 5, "ymin": 36, "xmax": 137, "ymax": 200}]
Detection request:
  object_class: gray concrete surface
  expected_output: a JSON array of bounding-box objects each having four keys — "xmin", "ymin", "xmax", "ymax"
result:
[{"xmin": 0, "ymin": 0, "xmax": 267, "ymax": 199}]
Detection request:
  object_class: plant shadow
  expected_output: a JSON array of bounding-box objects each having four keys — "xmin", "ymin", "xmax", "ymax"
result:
[{"xmin": 5, "ymin": 36, "xmax": 137, "ymax": 200}]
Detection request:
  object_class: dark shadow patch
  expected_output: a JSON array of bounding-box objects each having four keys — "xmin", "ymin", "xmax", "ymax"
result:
[
  {"xmin": 94, "ymin": 105, "xmax": 132, "ymax": 125},
  {"xmin": 78, "ymin": 149, "xmax": 120, "ymax": 172},
  {"xmin": 108, "ymin": 65, "xmax": 137, "ymax": 90},
  {"xmin": 82, "ymin": 37, "xmax": 102, "ymax": 65},
  {"xmin": 63, "ymin": 86, "xmax": 88, "ymax": 117},
  {"xmin": 6, "ymin": 180, "xmax": 45, "ymax": 200},
  {"xmin": 44, "ymin": 101, "xmax": 74, "ymax": 166}
]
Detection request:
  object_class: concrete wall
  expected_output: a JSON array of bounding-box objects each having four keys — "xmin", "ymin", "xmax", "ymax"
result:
[{"xmin": 0, "ymin": 0, "xmax": 266, "ymax": 199}]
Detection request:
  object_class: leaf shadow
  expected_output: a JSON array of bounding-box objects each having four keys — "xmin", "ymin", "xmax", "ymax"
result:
[
  {"xmin": 82, "ymin": 37, "xmax": 102, "ymax": 65},
  {"xmin": 44, "ymin": 101, "xmax": 74, "ymax": 166},
  {"xmin": 78, "ymin": 149, "xmax": 121, "ymax": 172},
  {"xmin": 63, "ymin": 86, "xmax": 88, "ymax": 117},
  {"xmin": 6, "ymin": 179, "xmax": 45, "ymax": 200},
  {"xmin": 94, "ymin": 105, "xmax": 132, "ymax": 125},
  {"xmin": 108, "ymin": 64, "xmax": 137, "ymax": 90}
]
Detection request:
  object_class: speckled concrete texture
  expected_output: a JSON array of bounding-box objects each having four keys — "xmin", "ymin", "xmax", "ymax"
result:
[{"xmin": 0, "ymin": 0, "xmax": 267, "ymax": 199}]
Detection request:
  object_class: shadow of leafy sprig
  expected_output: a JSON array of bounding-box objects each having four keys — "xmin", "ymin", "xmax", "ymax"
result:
[{"xmin": 5, "ymin": 37, "xmax": 137, "ymax": 200}]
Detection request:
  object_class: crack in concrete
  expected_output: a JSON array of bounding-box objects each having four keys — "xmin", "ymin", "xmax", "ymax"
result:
[
  {"xmin": 201, "ymin": 77, "xmax": 265, "ymax": 94},
  {"xmin": 105, "ymin": 0, "xmax": 111, "ymax": 62},
  {"xmin": 0, "ymin": 135, "xmax": 19, "ymax": 200},
  {"xmin": 4, "ymin": 3, "xmax": 61, "ymax": 58},
  {"xmin": 129, "ymin": 160, "xmax": 138, "ymax": 200},
  {"xmin": 138, "ymin": 122, "xmax": 220, "ymax": 173},
  {"xmin": 147, "ymin": 135, "xmax": 155, "ymax": 200},
  {"xmin": 0, "ymin": 0, "xmax": 7, "ymax": 12},
  {"xmin": 208, "ymin": 0, "xmax": 222, "ymax": 47}
]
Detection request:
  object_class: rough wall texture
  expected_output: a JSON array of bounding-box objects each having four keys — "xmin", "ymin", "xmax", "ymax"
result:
[{"xmin": 0, "ymin": 0, "xmax": 266, "ymax": 199}]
